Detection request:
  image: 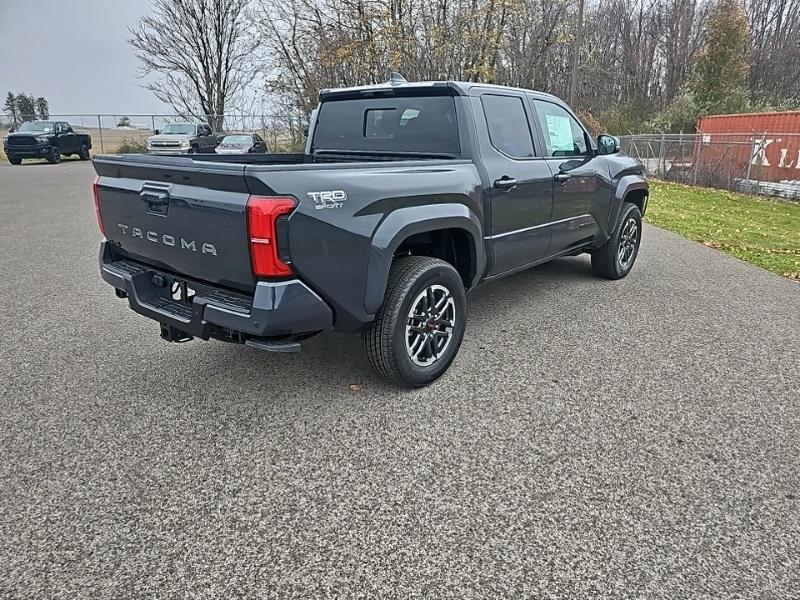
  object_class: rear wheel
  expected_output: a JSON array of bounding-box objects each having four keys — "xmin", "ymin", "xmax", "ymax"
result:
[
  {"xmin": 46, "ymin": 147, "xmax": 61, "ymax": 164},
  {"xmin": 364, "ymin": 256, "xmax": 467, "ymax": 388},
  {"xmin": 78, "ymin": 144, "xmax": 90, "ymax": 160},
  {"xmin": 591, "ymin": 202, "xmax": 642, "ymax": 279},
  {"xmin": 8, "ymin": 156, "xmax": 21, "ymax": 165}
]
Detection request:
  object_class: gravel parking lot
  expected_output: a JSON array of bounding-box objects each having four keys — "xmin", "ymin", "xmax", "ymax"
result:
[{"xmin": 1, "ymin": 161, "xmax": 798, "ymax": 598}]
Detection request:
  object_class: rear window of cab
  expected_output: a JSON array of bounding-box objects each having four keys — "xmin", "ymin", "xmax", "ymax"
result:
[{"xmin": 312, "ymin": 96, "xmax": 460, "ymax": 156}]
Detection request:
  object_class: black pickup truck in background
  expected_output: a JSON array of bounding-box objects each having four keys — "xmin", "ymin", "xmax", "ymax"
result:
[
  {"xmin": 4, "ymin": 121, "xmax": 92, "ymax": 164},
  {"xmin": 92, "ymin": 77, "xmax": 648, "ymax": 387}
]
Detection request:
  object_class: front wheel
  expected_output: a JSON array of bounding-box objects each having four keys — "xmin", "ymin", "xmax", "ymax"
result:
[
  {"xmin": 364, "ymin": 256, "xmax": 467, "ymax": 388},
  {"xmin": 46, "ymin": 147, "xmax": 61, "ymax": 164},
  {"xmin": 8, "ymin": 156, "xmax": 21, "ymax": 165},
  {"xmin": 78, "ymin": 144, "xmax": 90, "ymax": 160},
  {"xmin": 591, "ymin": 202, "xmax": 642, "ymax": 279}
]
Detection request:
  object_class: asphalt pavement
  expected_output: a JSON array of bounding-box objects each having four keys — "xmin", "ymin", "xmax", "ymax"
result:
[{"xmin": 1, "ymin": 160, "xmax": 798, "ymax": 599}]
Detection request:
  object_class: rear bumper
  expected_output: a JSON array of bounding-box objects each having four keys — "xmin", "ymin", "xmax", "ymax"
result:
[{"xmin": 99, "ymin": 242, "xmax": 333, "ymax": 340}]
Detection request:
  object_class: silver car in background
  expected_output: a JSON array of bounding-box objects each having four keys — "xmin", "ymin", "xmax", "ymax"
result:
[{"xmin": 214, "ymin": 133, "xmax": 267, "ymax": 154}]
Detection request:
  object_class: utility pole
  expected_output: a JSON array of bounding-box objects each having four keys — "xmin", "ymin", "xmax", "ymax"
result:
[{"xmin": 569, "ymin": 0, "xmax": 585, "ymax": 106}]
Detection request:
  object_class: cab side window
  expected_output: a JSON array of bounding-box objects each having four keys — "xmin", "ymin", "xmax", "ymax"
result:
[
  {"xmin": 533, "ymin": 100, "xmax": 589, "ymax": 157},
  {"xmin": 481, "ymin": 94, "xmax": 535, "ymax": 159}
]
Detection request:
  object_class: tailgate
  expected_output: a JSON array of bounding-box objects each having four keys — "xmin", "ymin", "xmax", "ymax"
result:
[{"xmin": 94, "ymin": 156, "xmax": 255, "ymax": 291}]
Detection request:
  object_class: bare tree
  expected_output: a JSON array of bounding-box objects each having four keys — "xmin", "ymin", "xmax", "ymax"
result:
[
  {"xmin": 129, "ymin": 0, "xmax": 258, "ymax": 131},
  {"xmin": 256, "ymin": 0, "xmax": 800, "ymax": 135},
  {"xmin": 746, "ymin": 0, "xmax": 800, "ymax": 102}
]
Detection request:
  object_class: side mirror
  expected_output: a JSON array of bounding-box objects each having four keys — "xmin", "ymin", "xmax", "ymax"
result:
[
  {"xmin": 597, "ymin": 134, "xmax": 620, "ymax": 155},
  {"xmin": 8, "ymin": 127, "xmax": 14, "ymax": 133},
  {"xmin": 154, "ymin": 129, "xmax": 160, "ymax": 135}
]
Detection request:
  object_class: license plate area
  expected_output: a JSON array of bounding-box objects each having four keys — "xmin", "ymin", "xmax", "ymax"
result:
[
  {"xmin": 149, "ymin": 273, "xmax": 196, "ymax": 306},
  {"xmin": 169, "ymin": 277, "xmax": 196, "ymax": 305}
]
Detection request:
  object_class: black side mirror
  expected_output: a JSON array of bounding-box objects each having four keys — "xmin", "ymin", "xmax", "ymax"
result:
[
  {"xmin": 597, "ymin": 134, "xmax": 620, "ymax": 155},
  {"xmin": 154, "ymin": 129, "xmax": 160, "ymax": 135}
]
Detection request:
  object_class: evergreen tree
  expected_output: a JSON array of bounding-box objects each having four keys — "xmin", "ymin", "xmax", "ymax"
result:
[
  {"xmin": 691, "ymin": 0, "xmax": 751, "ymax": 115},
  {"xmin": 4, "ymin": 92, "xmax": 18, "ymax": 128},
  {"xmin": 36, "ymin": 97, "xmax": 49, "ymax": 120},
  {"xmin": 15, "ymin": 94, "xmax": 37, "ymax": 123}
]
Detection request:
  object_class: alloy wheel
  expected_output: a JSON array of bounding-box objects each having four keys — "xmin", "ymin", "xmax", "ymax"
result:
[
  {"xmin": 405, "ymin": 284, "xmax": 456, "ymax": 367},
  {"xmin": 618, "ymin": 217, "xmax": 639, "ymax": 268}
]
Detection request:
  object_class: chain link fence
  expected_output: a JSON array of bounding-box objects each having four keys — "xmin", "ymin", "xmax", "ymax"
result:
[
  {"xmin": 1, "ymin": 113, "xmax": 307, "ymax": 158},
  {"xmin": 620, "ymin": 133, "xmax": 800, "ymax": 200},
  {"xmin": 5, "ymin": 113, "xmax": 799, "ymax": 202}
]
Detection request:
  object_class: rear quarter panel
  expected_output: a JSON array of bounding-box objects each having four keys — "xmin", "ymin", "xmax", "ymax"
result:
[{"xmin": 244, "ymin": 161, "xmax": 484, "ymax": 331}]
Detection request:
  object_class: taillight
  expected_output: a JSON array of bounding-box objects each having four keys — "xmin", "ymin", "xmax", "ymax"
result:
[
  {"xmin": 246, "ymin": 195, "xmax": 296, "ymax": 277},
  {"xmin": 92, "ymin": 176, "xmax": 106, "ymax": 237}
]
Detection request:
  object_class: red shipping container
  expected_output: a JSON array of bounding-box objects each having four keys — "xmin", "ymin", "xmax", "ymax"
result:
[{"xmin": 696, "ymin": 111, "xmax": 800, "ymax": 184}]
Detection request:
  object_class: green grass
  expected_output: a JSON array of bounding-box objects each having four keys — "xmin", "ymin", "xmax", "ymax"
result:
[{"xmin": 646, "ymin": 180, "xmax": 800, "ymax": 280}]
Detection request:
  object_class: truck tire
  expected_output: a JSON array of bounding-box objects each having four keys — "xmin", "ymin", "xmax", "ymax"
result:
[
  {"xmin": 78, "ymin": 144, "xmax": 90, "ymax": 160},
  {"xmin": 46, "ymin": 147, "xmax": 61, "ymax": 164},
  {"xmin": 591, "ymin": 201, "xmax": 642, "ymax": 279},
  {"xmin": 364, "ymin": 256, "xmax": 467, "ymax": 388},
  {"xmin": 8, "ymin": 156, "xmax": 21, "ymax": 165}
]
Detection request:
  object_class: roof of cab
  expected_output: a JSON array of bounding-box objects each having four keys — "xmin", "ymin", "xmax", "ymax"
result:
[{"xmin": 318, "ymin": 79, "xmax": 563, "ymax": 104}]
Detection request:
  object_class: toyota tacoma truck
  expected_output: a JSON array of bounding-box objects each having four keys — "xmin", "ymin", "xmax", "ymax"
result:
[
  {"xmin": 92, "ymin": 77, "xmax": 648, "ymax": 387},
  {"xmin": 147, "ymin": 122, "xmax": 219, "ymax": 154},
  {"xmin": 4, "ymin": 121, "xmax": 91, "ymax": 164}
]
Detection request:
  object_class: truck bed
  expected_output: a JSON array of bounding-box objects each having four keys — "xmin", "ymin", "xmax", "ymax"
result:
[{"xmin": 93, "ymin": 152, "xmax": 483, "ymax": 331}]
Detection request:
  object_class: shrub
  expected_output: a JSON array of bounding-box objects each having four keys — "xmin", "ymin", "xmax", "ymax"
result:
[
  {"xmin": 115, "ymin": 137, "xmax": 148, "ymax": 154},
  {"xmin": 575, "ymin": 108, "xmax": 603, "ymax": 137},
  {"xmin": 596, "ymin": 101, "xmax": 656, "ymax": 135},
  {"xmin": 645, "ymin": 91, "xmax": 704, "ymax": 133}
]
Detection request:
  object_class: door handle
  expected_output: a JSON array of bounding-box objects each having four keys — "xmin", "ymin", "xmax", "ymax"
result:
[
  {"xmin": 140, "ymin": 187, "xmax": 170, "ymax": 204},
  {"xmin": 554, "ymin": 172, "xmax": 571, "ymax": 185},
  {"xmin": 493, "ymin": 176, "xmax": 518, "ymax": 191}
]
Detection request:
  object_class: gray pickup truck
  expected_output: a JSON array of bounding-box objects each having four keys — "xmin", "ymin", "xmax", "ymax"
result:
[{"xmin": 93, "ymin": 78, "xmax": 648, "ymax": 387}]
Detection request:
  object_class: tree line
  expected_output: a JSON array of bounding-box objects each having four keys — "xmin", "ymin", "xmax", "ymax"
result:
[
  {"xmin": 129, "ymin": 0, "xmax": 799, "ymax": 136},
  {"xmin": 4, "ymin": 92, "xmax": 50, "ymax": 128}
]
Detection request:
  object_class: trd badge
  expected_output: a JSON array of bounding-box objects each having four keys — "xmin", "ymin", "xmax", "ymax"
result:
[{"xmin": 307, "ymin": 190, "xmax": 347, "ymax": 209}]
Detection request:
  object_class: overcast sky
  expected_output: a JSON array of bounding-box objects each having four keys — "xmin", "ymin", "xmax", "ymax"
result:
[{"xmin": 0, "ymin": 0, "xmax": 172, "ymax": 115}]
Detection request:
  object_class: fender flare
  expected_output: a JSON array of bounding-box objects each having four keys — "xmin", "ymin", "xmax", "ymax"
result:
[
  {"xmin": 364, "ymin": 204, "xmax": 485, "ymax": 315},
  {"xmin": 609, "ymin": 176, "xmax": 649, "ymax": 228}
]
